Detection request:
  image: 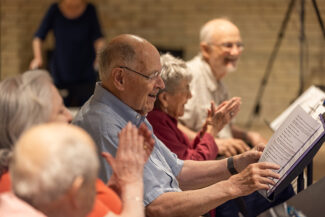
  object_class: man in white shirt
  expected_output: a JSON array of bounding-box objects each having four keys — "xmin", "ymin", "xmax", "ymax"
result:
[{"xmin": 180, "ymin": 18, "xmax": 267, "ymax": 157}]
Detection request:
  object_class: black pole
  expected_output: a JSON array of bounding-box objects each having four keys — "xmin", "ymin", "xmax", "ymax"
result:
[
  {"xmin": 311, "ymin": 0, "xmax": 325, "ymax": 38},
  {"xmin": 299, "ymin": 0, "xmax": 305, "ymax": 96},
  {"xmin": 246, "ymin": 0, "xmax": 296, "ymax": 128},
  {"xmin": 307, "ymin": 162, "xmax": 313, "ymax": 186},
  {"xmin": 297, "ymin": 172, "xmax": 305, "ymax": 192}
]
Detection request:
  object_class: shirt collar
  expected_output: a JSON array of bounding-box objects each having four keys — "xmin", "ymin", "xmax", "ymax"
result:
[
  {"xmin": 153, "ymin": 107, "xmax": 178, "ymax": 125},
  {"xmin": 196, "ymin": 54, "xmax": 219, "ymax": 93},
  {"xmin": 93, "ymin": 82, "xmax": 146, "ymax": 126}
]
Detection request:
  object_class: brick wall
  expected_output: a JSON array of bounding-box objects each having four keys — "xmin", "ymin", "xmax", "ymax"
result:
[{"xmin": 1, "ymin": 0, "xmax": 325, "ymax": 126}]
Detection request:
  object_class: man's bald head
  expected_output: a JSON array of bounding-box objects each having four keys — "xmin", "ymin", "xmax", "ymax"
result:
[
  {"xmin": 200, "ymin": 18, "xmax": 240, "ymax": 44},
  {"xmin": 10, "ymin": 123, "xmax": 99, "ymax": 217},
  {"xmin": 97, "ymin": 34, "xmax": 164, "ymax": 115},
  {"xmin": 199, "ymin": 18, "xmax": 243, "ymax": 80},
  {"xmin": 98, "ymin": 34, "xmax": 157, "ymax": 82}
]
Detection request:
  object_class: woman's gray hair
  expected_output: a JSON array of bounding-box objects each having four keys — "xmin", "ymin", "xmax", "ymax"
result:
[
  {"xmin": 159, "ymin": 53, "xmax": 192, "ymax": 94},
  {"xmin": 0, "ymin": 70, "xmax": 53, "ymax": 173}
]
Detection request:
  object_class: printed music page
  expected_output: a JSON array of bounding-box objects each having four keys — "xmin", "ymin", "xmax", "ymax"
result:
[{"xmin": 259, "ymin": 105, "xmax": 323, "ymax": 197}]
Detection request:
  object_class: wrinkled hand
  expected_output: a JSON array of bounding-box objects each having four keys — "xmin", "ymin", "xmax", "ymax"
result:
[
  {"xmin": 232, "ymin": 148, "xmax": 263, "ymax": 172},
  {"xmin": 29, "ymin": 58, "xmax": 42, "ymax": 70},
  {"xmin": 138, "ymin": 122, "xmax": 155, "ymax": 161},
  {"xmin": 228, "ymin": 162, "xmax": 280, "ymax": 196},
  {"xmin": 246, "ymin": 131, "xmax": 268, "ymax": 147},
  {"xmin": 102, "ymin": 122, "xmax": 154, "ymax": 191},
  {"xmin": 203, "ymin": 97, "xmax": 241, "ymax": 137},
  {"xmin": 217, "ymin": 138, "xmax": 250, "ymax": 157}
]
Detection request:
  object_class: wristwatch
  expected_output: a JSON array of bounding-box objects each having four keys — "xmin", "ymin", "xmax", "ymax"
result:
[{"xmin": 227, "ymin": 157, "xmax": 238, "ymax": 175}]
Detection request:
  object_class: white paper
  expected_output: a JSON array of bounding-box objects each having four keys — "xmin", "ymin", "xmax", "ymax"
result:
[{"xmin": 259, "ymin": 106, "xmax": 322, "ymax": 197}]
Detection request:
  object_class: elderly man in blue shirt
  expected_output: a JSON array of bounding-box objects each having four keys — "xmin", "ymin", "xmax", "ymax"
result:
[{"xmin": 73, "ymin": 34, "xmax": 281, "ymax": 217}]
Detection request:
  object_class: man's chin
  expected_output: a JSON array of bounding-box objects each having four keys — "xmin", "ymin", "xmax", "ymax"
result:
[{"xmin": 226, "ymin": 65, "xmax": 237, "ymax": 73}]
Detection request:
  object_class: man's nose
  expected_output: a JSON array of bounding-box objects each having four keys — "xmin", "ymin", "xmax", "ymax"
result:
[
  {"xmin": 230, "ymin": 46, "xmax": 241, "ymax": 55},
  {"xmin": 156, "ymin": 75, "xmax": 165, "ymax": 89}
]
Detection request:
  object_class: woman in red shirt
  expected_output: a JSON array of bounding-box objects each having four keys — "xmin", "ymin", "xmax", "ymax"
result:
[{"xmin": 147, "ymin": 53, "xmax": 241, "ymax": 161}]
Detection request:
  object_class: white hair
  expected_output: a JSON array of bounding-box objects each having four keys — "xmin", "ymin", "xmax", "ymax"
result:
[
  {"xmin": 199, "ymin": 18, "xmax": 233, "ymax": 43},
  {"xmin": 10, "ymin": 125, "xmax": 99, "ymax": 208},
  {"xmin": 0, "ymin": 70, "xmax": 53, "ymax": 174},
  {"xmin": 159, "ymin": 53, "xmax": 192, "ymax": 93}
]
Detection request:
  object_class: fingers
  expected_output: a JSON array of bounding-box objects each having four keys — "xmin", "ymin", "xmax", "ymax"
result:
[
  {"xmin": 254, "ymin": 143, "xmax": 266, "ymax": 152},
  {"xmin": 101, "ymin": 152, "xmax": 115, "ymax": 168},
  {"xmin": 210, "ymin": 101, "xmax": 216, "ymax": 114},
  {"xmin": 245, "ymin": 149, "xmax": 262, "ymax": 161},
  {"xmin": 219, "ymin": 139, "xmax": 251, "ymax": 157},
  {"xmin": 226, "ymin": 145, "xmax": 238, "ymax": 156},
  {"xmin": 139, "ymin": 123, "xmax": 154, "ymax": 145},
  {"xmin": 222, "ymin": 98, "xmax": 241, "ymax": 117},
  {"xmin": 256, "ymin": 162, "xmax": 280, "ymax": 171}
]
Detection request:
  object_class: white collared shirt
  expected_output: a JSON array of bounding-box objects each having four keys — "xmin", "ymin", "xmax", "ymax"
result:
[{"xmin": 179, "ymin": 54, "xmax": 233, "ymax": 139}]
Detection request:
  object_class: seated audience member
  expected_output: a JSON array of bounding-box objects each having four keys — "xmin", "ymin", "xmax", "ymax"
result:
[
  {"xmin": 179, "ymin": 18, "xmax": 267, "ymax": 157},
  {"xmin": 148, "ymin": 53, "xmax": 295, "ymax": 217},
  {"xmin": 0, "ymin": 123, "xmax": 99, "ymax": 217},
  {"xmin": 147, "ymin": 53, "xmax": 242, "ymax": 161},
  {"xmin": 73, "ymin": 34, "xmax": 285, "ymax": 217},
  {"xmin": 0, "ymin": 70, "xmax": 153, "ymax": 217}
]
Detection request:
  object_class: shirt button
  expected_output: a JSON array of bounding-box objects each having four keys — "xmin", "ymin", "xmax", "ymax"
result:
[{"xmin": 136, "ymin": 114, "xmax": 140, "ymax": 119}]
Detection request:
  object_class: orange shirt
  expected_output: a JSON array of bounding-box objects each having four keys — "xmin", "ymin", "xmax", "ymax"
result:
[
  {"xmin": 0, "ymin": 172, "xmax": 11, "ymax": 193},
  {"xmin": 87, "ymin": 179, "xmax": 122, "ymax": 217}
]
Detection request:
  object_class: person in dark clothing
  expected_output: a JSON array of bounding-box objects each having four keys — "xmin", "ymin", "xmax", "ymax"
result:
[{"xmin": 30, "ymin": 0, "xmax": 105, "ymax": 106}]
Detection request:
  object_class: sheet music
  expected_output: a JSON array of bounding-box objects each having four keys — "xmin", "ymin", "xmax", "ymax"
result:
[{"xmin": 259, "ymin": 106, "xmax": 323, "ymax": 197}]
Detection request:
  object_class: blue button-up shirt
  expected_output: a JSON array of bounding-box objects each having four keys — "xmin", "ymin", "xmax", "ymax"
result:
[{"xmin": 73, "ymin": 83, "xmax": 184, "ymax": 205}]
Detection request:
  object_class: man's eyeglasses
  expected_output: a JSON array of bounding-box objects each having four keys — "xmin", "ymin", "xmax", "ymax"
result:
[
  {"xmin": 209, "ymin": 42, "xmax": 244, "ymax": 51},
  {"xmin": 118, "ymin": 66, "xmax": 161, "ymax": 80}
]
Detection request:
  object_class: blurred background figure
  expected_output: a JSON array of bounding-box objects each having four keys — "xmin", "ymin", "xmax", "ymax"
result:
[
  {"xmin": 179, "ymin": 18, "xmax": 267, "ymax": 157},
  {"xmin": 30, "ymin": 0, "xmax": 106, "ymax": 107},
  {"xmin": 0, "ymin": 70, "xmax": 152, "ymax": 217}
]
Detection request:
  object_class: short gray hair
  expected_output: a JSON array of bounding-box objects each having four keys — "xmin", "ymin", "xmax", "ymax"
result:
[
  {"xmin": 159, "ymin": 53, "xmax": 192, "ymax": 93},
  {"xmin": 10, "ymin": 124, "xmax": 99, "ymax": 209},
  {"xmin": 0, "ymin": 70, "xmax": 53, "ymax": 175},
  {"xmin": 98, "ymin": 42, "xmax": 136, "ymax": 81},
  {"xmin": 0, "ymin": 70, "xmax": 53, "ymax": 150}
]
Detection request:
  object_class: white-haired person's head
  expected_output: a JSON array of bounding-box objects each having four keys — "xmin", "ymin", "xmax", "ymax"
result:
[
  {"xmin": 199, "ymin": 18, "xmax": 243, "ymax": 80},
  {"xmin": 0, "ymin": 70, "xmax": 72, "ymax": 177},
  {"xmin": 154, "ymin": 53, "xmax": 192, "ymax": 119},
  {"xmin": 10, "ymin": 123, "xmax": 99, "ymax": 217}
]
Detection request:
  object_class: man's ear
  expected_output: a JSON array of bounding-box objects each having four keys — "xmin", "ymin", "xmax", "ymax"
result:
[
  {"xmin": 111, "ymin": 67, "xmax": 126, "ymax": 90},
  {"xmin": 158, "ymin": 92, "xmax": 169, "ymax": 108},
  {"xmin": 67, "ymin": 176, "xmax": 84, "ymax": 209},
  {"xmin": 200, "ymin": 42, "xmax": 211, "ymax": 60}
]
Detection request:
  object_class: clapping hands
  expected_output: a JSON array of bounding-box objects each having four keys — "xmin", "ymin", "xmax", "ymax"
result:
[
  {"xmin": 202, "ymin": 97, "xmax": 241, "ymax": 137},
  {"xmin": 102, "ymin": 122, "xmax": 154, "ymax": 194}
]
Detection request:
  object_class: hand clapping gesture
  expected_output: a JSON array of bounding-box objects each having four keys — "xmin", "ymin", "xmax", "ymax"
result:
[
  {"xmin": 102, "ymin": 122, "xmax": 154, "ymax": 193},
  {"xmin": 201, "ymin": 97, "xmax": 241, "ymax": 137}
]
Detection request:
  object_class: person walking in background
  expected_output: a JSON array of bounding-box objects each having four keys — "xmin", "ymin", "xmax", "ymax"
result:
[{"xmin": 30, "ymin": 0, "xmax": 106, "ymax": 106}]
